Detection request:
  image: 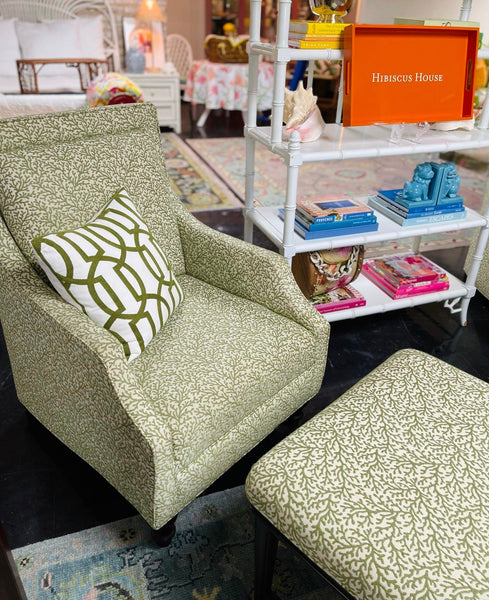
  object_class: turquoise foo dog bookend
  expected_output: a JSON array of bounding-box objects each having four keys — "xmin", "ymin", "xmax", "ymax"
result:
[{"xmin": 399, "ymin": 161, "xmax": 462, "ymax": 207}]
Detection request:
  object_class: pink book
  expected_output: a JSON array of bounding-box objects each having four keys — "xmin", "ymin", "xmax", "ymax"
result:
[
  {"xmin": 362, "ymin": 263, "xmax": 446, "ymax": 292},
  {"xmin": 310, "ymin": 285, "xmax": 366, "ymax": 313},
  {"xmin": 363, "ymin": 253, "xmax": 446, "ymax": 286},
  {"xmin": 363, "ymin": 265, "xmax": 449, "ymax": 298}
]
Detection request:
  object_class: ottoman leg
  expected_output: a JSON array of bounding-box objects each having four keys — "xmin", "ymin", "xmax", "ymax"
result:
[{"xmin": 254, "ymin": 512, "xmax": 278, "ymax": 600}]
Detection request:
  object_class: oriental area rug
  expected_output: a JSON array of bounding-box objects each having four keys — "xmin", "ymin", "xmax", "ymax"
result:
[
  {"xmin": 161, "ymin": 133, "xmax": 242, "ymax": 212},
  {"xmin": 11, "ymin": 487, "xmax": 343, "ymax": 600},
  {"xmin": 186, "ymin": 136, "xmax": 489, "ymax": 252}
]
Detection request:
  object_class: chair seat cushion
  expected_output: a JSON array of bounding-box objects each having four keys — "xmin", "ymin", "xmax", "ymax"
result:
[
  {"xmin": 246, "ymin": 349, "xmax": 489, "ymax": 600},
  {"xmin": 131, "ymin": 273, "xmax": 323, "ymax": 469}
]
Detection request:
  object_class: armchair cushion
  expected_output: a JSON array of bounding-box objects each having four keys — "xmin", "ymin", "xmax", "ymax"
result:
[
  {"xmin": 31, "ymin": 189, "xmax": 183, "ymax": 361},
  {"xmin": 132, "ymin": 273, "xmax": 325, "ymax": 471}
]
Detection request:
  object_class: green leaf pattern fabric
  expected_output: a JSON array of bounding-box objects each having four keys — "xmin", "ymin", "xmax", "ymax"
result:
[
  {"xmin": 0, "ymin": 104, "xmax": 330, "ymax": 529},
  {"xmin": 246, "ymin": 349, "xmax": 489, "ymax": 600},
  {"xmin": 31, "ymin": 189, "xmax": 183, "ymax": 361}
]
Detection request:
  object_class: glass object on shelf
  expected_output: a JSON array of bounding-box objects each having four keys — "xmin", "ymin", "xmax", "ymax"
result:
[{"xmin": 308, "ymin": 0, "xmax": 354, "ymax": 22}]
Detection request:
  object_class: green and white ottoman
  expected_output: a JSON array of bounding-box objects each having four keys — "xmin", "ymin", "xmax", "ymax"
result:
[{"xmin": 246, "ymin": 349, "xmax": 489, "ymax": 600}]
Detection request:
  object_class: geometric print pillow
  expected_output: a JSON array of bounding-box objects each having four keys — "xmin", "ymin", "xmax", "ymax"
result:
[{"xmin": 31, "ymin": 189, "xmax": 183, "ymax": 362}]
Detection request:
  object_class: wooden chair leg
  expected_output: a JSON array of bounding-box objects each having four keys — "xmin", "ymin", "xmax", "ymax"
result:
[
  {"xmin": 152, "ymin": 515, "xmax": 177, "ymax": 547},
  {"xmin": 254, "ymin": 512, "xmax": 278, "ymax": 600}
]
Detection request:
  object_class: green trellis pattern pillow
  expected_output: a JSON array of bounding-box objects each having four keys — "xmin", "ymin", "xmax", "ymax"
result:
[{"xmin": 31, "ymin": 189, "xmax": 183, "ymax": 361}]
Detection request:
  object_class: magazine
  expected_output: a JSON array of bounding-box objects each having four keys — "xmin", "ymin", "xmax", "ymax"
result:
[{"xmin": 310, "ymin": 285, "xmax": 366, "ymax": 313}]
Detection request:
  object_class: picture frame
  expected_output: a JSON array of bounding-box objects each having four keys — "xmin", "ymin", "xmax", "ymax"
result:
[{"xmin": 123, "ymin": 17, "xmax": 166, "ymax": 71}]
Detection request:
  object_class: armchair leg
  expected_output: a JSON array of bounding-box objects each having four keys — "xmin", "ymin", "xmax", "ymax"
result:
[
  {"xmin": 152, "ymin": 515, "xmax": 177, "ymax": 547},
  {"xmin": 253, "ymin": 512, "xmax": 278, "ymax": 600}
]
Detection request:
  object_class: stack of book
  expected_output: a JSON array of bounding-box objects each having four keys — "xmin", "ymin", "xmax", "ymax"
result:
[
  {"xmin": 310, "ymin": 285, "xmax": 366, "ymax": 314},
  {"xmin": 362, "ymin": 253, "xmax": 450, "ymax": 299},
  {"xmin": 368, "ymin": 190, "xmax": 466, "ymax": 227},
  {"xmin": 393, "ymin": 17, "xmax": 480, "ymax": 27},
  {"xmin": 288, "ymin": 20, "xmax": 350, "ymax": 49},
  {"xmin": 279, "ymin": 195, "xmax": 379, "ymax": 240}
]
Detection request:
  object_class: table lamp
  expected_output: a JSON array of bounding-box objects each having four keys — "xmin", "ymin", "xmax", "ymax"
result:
[{"xmin": 135, "ymin": 0, "xmax": 166, "ymax": 72}]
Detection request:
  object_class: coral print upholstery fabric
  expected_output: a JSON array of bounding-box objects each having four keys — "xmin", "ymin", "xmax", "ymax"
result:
[
  {"xmin": 247, "ymin": 349, "xmax": 489, "ymax": 600},
  {"xmin": 0, "ymin": 104, "xmax": 329, "ymax": 530}
]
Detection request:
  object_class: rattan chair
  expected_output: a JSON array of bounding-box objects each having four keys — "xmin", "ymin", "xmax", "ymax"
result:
[{"xmin": 167, "ymin": 33, "xmax": 193, "ymax": 91}]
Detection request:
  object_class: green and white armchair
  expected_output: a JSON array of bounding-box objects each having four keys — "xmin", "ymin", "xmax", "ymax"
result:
[{"xmin": 0, "ymin": 104, "xmax": 329, "ymax": 540}]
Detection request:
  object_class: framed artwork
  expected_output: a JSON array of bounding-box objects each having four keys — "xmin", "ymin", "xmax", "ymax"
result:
[{"xmin": 123, "ymin": 17, "xmax": 166, "ymax": 71}]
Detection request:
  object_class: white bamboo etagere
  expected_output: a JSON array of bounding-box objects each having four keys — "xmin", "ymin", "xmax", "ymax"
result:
[{"xmin": 244, "ymin": 0, "xmax": 489, "ymax": 325}]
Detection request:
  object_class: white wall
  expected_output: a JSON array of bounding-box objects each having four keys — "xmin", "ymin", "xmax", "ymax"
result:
[
  {"xmin": 166, "ymin": 0, "xmax": 206, "ymax": 60},
  {"xmin": 357, "ymin": 0, "xmax": 489, "ymax": 37}
]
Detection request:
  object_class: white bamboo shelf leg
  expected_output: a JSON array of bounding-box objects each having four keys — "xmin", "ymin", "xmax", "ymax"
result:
[
  {"xmin": 270, "ymin": 0, "xmax": 292, "ymax": 144},
  {"xmin": 244, "ymin": 135, "xmax": 256, "ymax": 243},
  {"xmin": 282, "ymin": 131, "xmax": 302, "ymax": 262}
]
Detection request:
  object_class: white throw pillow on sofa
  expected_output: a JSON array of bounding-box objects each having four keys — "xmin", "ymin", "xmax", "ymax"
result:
[
  {"xmin": 0, "ymin": 19, "xmax": 21, "ymax": 93},
  {"xmin": 15, "ymin": 19, "xmax": 82, "ymax": 92},
  {"xmin": 77, "ymin": 15, "xmax": 106, "ymax": 60}
]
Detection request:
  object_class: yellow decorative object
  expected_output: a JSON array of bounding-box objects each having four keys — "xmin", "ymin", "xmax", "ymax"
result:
[
  {"xmin": 474, "ymin": 58, "xmax": 489, "ymax": 90},
  {"xmin": 223, "ymin": 22, "xmax": 237, "ymax": 36},
  {"xmin": 204, "ymin": 34, "xmax": 249, "ymax": 63}
]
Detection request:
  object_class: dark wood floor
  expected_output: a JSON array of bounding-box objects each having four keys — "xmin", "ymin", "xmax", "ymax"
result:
[{"xmin": 1, "ymin": 103, "xmax": 488, "ymax": 583}]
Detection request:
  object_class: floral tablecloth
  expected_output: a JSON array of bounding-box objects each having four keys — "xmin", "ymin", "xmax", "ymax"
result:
[{"xmin": 183, "ymin": 59, "xmax": 274, "ymax": 111}]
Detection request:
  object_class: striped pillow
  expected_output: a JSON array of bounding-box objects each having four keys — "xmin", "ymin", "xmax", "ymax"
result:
[{"xmin": 31, "ymin": 189, "xmax": 183, "ymax": 361}]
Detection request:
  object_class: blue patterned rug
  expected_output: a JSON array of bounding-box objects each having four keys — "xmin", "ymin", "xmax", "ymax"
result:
[{"xmin": 11, "ymin": 487, "xmax": 343, "ymax": 600}]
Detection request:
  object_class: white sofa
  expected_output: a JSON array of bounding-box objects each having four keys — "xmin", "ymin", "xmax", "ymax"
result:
[{"xmin": 0, "ymin": 0, "xmax": 120, "ymax": 118}]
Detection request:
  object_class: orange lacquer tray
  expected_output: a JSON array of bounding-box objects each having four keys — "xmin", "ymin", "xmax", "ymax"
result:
[{"xmin": 342, "ymin": 24, "xmax": 479, "ymax": 127}]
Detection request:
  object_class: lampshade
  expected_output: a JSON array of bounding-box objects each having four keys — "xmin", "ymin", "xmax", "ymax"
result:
[{"xmin": 135, "ymin": 0, "xmax": 165, "ymax": 23}]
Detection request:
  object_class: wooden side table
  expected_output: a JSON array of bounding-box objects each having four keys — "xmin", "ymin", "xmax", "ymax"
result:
[
  {"xmin": 127, "ymin": 71, "xmax": 181, "ymax": 133},
  {"xmin": 16, "ymin": 58, "xmax": 108, "ymax": 93}
]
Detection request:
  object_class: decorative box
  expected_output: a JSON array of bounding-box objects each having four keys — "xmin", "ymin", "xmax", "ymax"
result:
[{"xmin": 342, "ymin": 24, "xmax": 479, "ymax": 127}]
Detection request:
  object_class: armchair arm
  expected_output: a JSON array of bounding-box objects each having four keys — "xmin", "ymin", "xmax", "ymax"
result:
[
  {"xmin": 175, "ymin": 204, "xmax": 329, "ymax": 334},
  {"xmin": 0, "ymin": 235, "xmax": 179, "ymax": 527}
]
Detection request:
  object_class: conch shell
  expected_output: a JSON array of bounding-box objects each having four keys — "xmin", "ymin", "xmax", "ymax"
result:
[{"xmin": 283, "ymin": 81, "xmax": 325, "ymax": 142}]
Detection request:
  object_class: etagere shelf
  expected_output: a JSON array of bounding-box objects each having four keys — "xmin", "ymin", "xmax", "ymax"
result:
[{"xmin": 244, "ymin": 0, "xmax": 489, "ymax": 326}]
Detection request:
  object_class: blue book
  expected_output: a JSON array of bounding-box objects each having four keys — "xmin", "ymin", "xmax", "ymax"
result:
[
  {"xmin": 373, "ymin": 195, "xmax": 464, "ymax": 219},
  {"xmin": 297, "ymin": 196, "xmax": 374, "ymax": 223},
  {"xmin": 292, "ymin": 219, "xmax": 379, "ymax": 239},
  {"xmin": 368, "ymin": 197, "xmax": 466, "ymax": 227},
  {"xmin": 378, "ymin": 188, "xmax": 437, "ymax": 210},
  {"xmin": 278, "ymin": 209, "xmax": 377, "ymax": 231}
]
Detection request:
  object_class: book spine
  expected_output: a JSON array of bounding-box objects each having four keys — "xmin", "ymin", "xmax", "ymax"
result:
[
  {"xmin": 288, "ymin": 39, "xmax": 343, "ymax": 49},
  {"xmin": 289, "ymin": 21, "xmax": 349, "ymax": 34},
  {"xmin": 398, "ymin": 209, "xmax": 466, "ymax": 227},
  {"xmin": 363, "ymin": 267, "xmax": 449, "ymax": 298},
  {"xmin": 365, "ymin": 255, "xmax": 446, "ymax": 284},
  {"xmin": 288, "ymin": 34, "xmax": 342, "ymax": 41},
  {"xmin": 297, "ymin": 207, "xmax": 335, "ymax": 223},
  {"xmin": 376, "ymin": 194, "xmax": 464, "ymax": 216},
  {"xmin": 294, "ymin": 221, "xmax": 379, "ymax": 239},
  {"xmin": 315, "ymin": 298, "xmax": 366, "ymax": 313},
  {"xmin": 368, "ymin": 198, "xmax": 466, "ymax": 226},
  {"xmin": 298, "ymin": 207, "xmax": 374, "ymax": 223},
  {"xmin": 363, "ymin": 263, "xmax": 442, "ymax": 288},
  {"xmin": 288, "ymin": 210, "xmax": 376, "ymax": 231},
  {"xmin": 389, "ymin": 280, "xmax": 450, "ymax": 299}
]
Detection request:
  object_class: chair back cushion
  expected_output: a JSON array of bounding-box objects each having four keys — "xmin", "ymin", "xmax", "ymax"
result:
[{"xmin": 0, "ymin": 104, "xmax": 185, "ymax": 278}]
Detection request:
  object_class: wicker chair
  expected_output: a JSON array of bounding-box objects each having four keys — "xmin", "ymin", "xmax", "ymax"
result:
[{"xmin": 166, "ymin": 33, "xmax": 193, "ymax": 90}]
